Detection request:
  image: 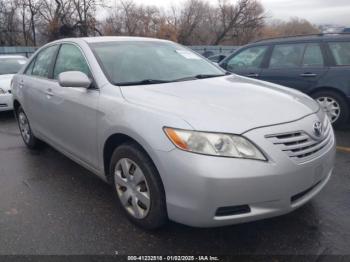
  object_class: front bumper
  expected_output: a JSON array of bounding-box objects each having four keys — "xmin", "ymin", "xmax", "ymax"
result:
[
  {"xmin": 0, "ymin": 93, "xmax": 13, "ymax": 111},
  {"xmin": 154, "ymin": 114, "xmax": 336, "ymax": 227}
]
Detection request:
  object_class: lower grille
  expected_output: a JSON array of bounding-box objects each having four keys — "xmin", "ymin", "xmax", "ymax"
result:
[
  {"xmin": 291, "ymin": 181, "xmax": 321, "ymax": 203},
  {"xmin": 0, "ymin": 104, "xmax": 8, "ymax": 107},
  {"xmin": 215, "ymin": 205, "xmax": 251, "ymax": 217}
]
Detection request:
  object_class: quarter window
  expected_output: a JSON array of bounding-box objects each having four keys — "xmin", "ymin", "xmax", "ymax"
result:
[
  {"xmin": 226, "ymin": 46, "xmax": 268, "ymax": 71},
  {"xmin": 269, "ymin": 44, "xmax": 305, "ymax": 69},
  {"xmin": 329, "ymin": 42, "xmax": 350, "ymax": 66},
  {"xmin": 53, "ymin": 44, "xmax": 90, "ymax": 79},
  {"xmin": 32, "ymin": 45, "xmax": 59, "ymax": 78},
  {"xmin": 302, "ymin": 44, "xmax": 324, "ymax": 67}
]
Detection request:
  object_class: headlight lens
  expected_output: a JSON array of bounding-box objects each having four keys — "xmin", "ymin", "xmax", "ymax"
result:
[
  {"xmin": 164, "ymin": 127, "xmax": 266, "ymax": 160},
  {"xmin": 0, "ymin": 88, "xmax": 5, "ymax": 94}
]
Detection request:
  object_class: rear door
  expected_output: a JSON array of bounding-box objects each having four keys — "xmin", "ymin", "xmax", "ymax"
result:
[
  {"xmin": 221, "ymin": 45, "xmax": 269, "ymax": 78},
  {"xmin": 259, "ymin": 42, "xmax": 329, "ymax": 93},
  {"xmin": 20, "ymin": 45, "xmax": 59, "ymax": 137}
]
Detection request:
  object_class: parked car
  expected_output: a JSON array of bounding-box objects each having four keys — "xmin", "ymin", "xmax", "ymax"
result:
[
  {"xmin": 208, "ymin": 54, "xmax": 227, "ymax": 63},
  {"xmin": 219, "ymin": 33, "xmax": 350, "ymax": 127},
  {"xmin": 0, "ymin": 55, "xmax": 27, "ymax": 111},
  {"xmin": 12, "ymin": 37, "xmax": 335, "ymax": 229}
]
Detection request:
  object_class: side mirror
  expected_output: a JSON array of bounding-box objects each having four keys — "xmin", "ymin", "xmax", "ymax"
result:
[
  {"xmin": 219, "ymin": 62, "xmax": 227, "ymax": 70},
  {"xmin": 58, "ymin": 71, "xmax": 91, "ymax": 88}
]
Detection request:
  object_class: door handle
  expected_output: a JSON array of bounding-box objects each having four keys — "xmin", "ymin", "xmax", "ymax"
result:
[
  {"xmin": 300, "ymin": 73, "xmax": 317, "ymax": 77},
  {"xmin": 45, "ymin": 89, "xmax": 54, "ymax": 98},
  {"xmin": 19, "ymin": 80, "xmax": 24, "ymax": 89},
  {"xmin": 247, "ymin": 73, "xmax": 259, "ymax": 77}
]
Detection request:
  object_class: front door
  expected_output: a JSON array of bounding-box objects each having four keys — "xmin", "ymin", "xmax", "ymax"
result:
[
  {"xmin": 221, "ymin": 45, "xmax": 269, "ymax": 78},
  {"xmin": 45, "ymin": 43, "xmax": 99, "ymax": 169}
]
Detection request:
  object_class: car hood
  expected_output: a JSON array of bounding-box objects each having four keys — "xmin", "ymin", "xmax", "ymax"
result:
[
  {"xmin": 120, "ymin": 75, "xmax": 320, "ymax": 134},
  {"xmin": 0, "ymin": 74, "xmax": 14, "ymax": 92}
]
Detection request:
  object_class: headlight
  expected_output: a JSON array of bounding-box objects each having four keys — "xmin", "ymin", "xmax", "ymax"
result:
[
  {"xmin": 164, "ymin": 127, "xmax": 266, "ymax": 160},
  {"xmin": 0, "ymin": 88, "xmax": 5, "ymax": 94}
]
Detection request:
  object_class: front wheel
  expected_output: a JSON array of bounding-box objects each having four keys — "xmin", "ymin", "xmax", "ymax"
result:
[
  {"xmin": 16, "ymin": 106, "xmax": 41, "ymax": 149},
  {"xmin": 311, "ymin": 90, "xmax": 349, "ymax": 127},
  {"xmin": 110, "ymin": 142, "xmax": 167, "ymax": 229}
]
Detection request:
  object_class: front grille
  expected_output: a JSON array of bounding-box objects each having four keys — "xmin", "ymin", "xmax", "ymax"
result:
[
  {"xmin": 0, "ymin": 104, "xmax": 8, "ymax": 107},
  {"xmin": 266, "ymin": 118, "xmax": 333, "ymax": 162}
]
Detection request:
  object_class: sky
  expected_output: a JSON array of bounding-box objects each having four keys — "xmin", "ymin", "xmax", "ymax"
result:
[{"xmin": 114, "ymin": 0, "xmax": 350, "ymax": 26}]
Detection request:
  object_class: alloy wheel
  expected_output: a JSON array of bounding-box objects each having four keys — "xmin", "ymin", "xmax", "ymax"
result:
[
  {"xmin": 316, "ymin": 96, "xmax": 341, "ymax": 124},
  {"xmin": 114, "ymin": 158, "xmax": 151, "ymax": 219}
]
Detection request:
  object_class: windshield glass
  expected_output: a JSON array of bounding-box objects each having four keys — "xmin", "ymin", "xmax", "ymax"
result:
[
  {"xmin": 90, "ymin": 41, "xmax": 225, "ymax": 85},
  {"xmin": 0, "ymin": 57, "xmax": 27, "ymax": 75}
]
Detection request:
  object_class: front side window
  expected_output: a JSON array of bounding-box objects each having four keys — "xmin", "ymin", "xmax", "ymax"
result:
[
  {"xmin": 329, "ymin": 41, "xmax": 350, "ymax": 66},
  {"xmin": 302, "ymin": 43, "xmax": 324, "ymax": 67},
  {"xmin": 25, "ymin": 58, "xmax": 35, "ymax": 75},
  {"xmin": 0, "ymin": 57, "xmax": 27, "ymax": 75},
  {"xmin": 90, "ymin": 41, "xmax": 225, "ymax": 85},
  {"xmin": 269, "ymin": 44, "xmax": 305, "ymax": 69},
  {"xmin": 226, "ymin": 46, "xmax": 268, "ymax": 71},
  {"xmin": 53, "ymin": 44, "xmax": 91, "ymax": 79},
  {"xmin": 32, "ymin": 45, "xmax": 59, "ymax": 78}
]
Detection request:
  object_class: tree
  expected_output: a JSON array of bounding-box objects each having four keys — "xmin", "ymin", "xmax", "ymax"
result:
[
  {"xmin": 208, "ymin": 0, "xmax": 265, "ymax": 45},
  {"xmin": 260, "ymin": 17, "xmax": 320, "ymax": 39}
]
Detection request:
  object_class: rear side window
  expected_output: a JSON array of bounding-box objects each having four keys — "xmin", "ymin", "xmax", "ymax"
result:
[
  {"xmin": 226, "ymin": 46, "xmax": 268, "ymax": 71},
  {"xmin": 302, "ymin": 43, "xmax": 324, "ymax": 67},
  {"xmin": 269, "ymin": 44, "xmax": 305, "ymax": 69},
  {"xmin": 329, "ymin": 42, "xmax": 350, "ymax": 66},
  {"xmin": 32, "ymin": 45, "xmax": 59, "ymax": 78},
  {"xmin": 53, "ymin": 44, "xmax": 91, "ymax": 79}
]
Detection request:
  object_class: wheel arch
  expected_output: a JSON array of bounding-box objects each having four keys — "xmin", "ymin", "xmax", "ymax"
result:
[
  {"xmin": 309, "ymin": 86, "xmax": 349, "ymax": 105},
  {"xmin": 13, "ymin": 99, "xmax": 21, "ymax": 114},
  {"xmin": 102, "ymin": 133, "xmax": 160, "ymax": 184}
]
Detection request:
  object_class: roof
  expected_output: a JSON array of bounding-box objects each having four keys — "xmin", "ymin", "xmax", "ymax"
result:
[
  {"xmin": 252, "ymin": 33, "xmax": 350, "ymax": 45},
  {"xmin": 53, "ymin": 36, "xmax": 172, "ymax": 44}
]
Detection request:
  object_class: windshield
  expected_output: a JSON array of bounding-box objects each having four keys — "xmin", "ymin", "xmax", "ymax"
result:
[
  {"xmin": 90, "ymin": 41, "xmax": 225, "ymax": 85},
  {"xmin": 0, "ymin": 57, "xmax": 27, "ymax": 75}
]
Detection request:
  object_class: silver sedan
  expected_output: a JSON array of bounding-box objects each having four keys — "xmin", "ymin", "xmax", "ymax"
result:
[{"xmin": 11, "ymin": 37, "xmax": 336, "ymax": 229}]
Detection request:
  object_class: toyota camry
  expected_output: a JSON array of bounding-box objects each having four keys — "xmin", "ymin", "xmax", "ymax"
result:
[{"xmin": 11, "ymin": 37, "xmax": 335, "ymax": 229}]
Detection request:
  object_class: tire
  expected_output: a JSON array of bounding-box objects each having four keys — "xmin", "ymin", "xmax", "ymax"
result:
[
  {"xmin": 109, "ymin": 142, "xmax": 167, "ymax": 229},
  {"xmin": 311, "ymin": 90, "xmax": 349, "ymax": 128},
  {"xmin": 16, "ymin": 106, "xmax": 41, "ymax": 150}
]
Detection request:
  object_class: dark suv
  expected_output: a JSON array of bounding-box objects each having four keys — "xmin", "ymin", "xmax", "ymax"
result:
[{"xmin": 219, "ymin": 34, "xmax": 350, "ymax": 127}]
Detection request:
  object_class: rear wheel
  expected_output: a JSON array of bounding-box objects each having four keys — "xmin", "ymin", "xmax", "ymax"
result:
[
  {"xmin": 16, "ymin": 106, "xmax": 41, "ymax": 149},
  {"xmin": 311, "ymin": 90, "xmax": 349, "ymax": 127},
  {"xmin": 110, "ymin": 142, "xmax": 167, "ymax": 229}
]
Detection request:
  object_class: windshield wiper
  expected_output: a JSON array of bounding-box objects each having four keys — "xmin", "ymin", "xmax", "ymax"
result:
[
  {"xmin": 173, "ymin": 72, "xmax": 230, "ymax": 82},
  {"xmin": 115, "ymin": 72, "xmax": 231, "ymax": 86},
  {"xmin": 116, "ymin": 79, "xmax": 172, "ymax": 86}
]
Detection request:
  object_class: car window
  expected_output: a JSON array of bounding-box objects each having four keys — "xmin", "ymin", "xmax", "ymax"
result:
[
  {"xmin": 32, "ymin": 45, "xmax": 58, "ymax": 78},
  {"xmin": 269, "ymin": 44, "xmax": 305, "ymax": 69},
  {"xmin": 302, "ymin": 43, "xmax": 324, "ymax": 67},
  {"xmin": 226, "ymin": 46, "xmax": 268, "ymax": 71},
  {"xmin": 24, "ymin": 58, "xmax": 35, "ymax": 75},
  {"xmin": 53, "ymin": 44, "xmax": 91, "ymax": 79},
  {"xmin": 0, "ymin": 57, "xmax": 27, "ymax": 75},
  {"xmin": 329, "ymin": 41, "xmax": 350, "ymax": 66}
]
